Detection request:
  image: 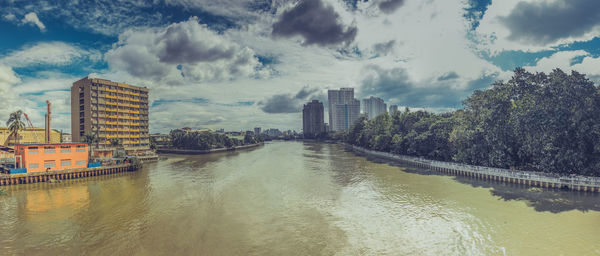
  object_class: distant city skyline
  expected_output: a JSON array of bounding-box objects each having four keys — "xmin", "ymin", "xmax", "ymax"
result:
[{"xmin": 1, "ymin": 1, "xmax": 599, "ymax": 133}]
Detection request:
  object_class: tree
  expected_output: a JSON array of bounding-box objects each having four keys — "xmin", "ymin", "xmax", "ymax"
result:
[
  {"xmin": 82, "ymin": 133, "xmax": 99, "ymax": 160},
  {"xmin": 6, "ymin": 110, "xmax": 25, "ymax": 146}
]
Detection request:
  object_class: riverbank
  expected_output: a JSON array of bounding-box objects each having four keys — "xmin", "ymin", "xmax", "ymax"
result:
[
  {"xmin": 156, "ymin": 142, "xmax": 263, "ymax": 154},
  {"xmin": 0, "ymin": 163, "xmax": 136, "ymax": 186},
  {"xmin": 347, "ymin": 144, "xmax": 600, "ymax": 193}
]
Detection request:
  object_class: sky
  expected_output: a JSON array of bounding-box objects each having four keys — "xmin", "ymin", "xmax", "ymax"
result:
[{"xmin": 1, "ymin": 0, "xmax": 599, "ymax": 134}]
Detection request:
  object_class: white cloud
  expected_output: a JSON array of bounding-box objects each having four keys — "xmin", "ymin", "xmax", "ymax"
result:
[
  {"xmin": 0, "ymin": 42, "xmax": 101, "ymax": 67},
  {"xmin": 105, "ymin": 17, "xmax": 266, "ymax": 84},
  {"xmin": 0, "ymin": 65, "xmax": 21, "ymax": 124},
  {"xmin": 2, "ymin": 13, "xmax": 17, "ymax": 21},
  {"xmin": 523, "ymin": 50, "xmax": 600, "ymax": 83},
  {"xmin": 22, "ymin": 12, "xmax": 46, "ymax": 32}
]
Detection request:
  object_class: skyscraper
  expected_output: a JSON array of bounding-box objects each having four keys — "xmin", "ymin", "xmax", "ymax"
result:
[
  {"xmin": 71, "ymin": 77, "xmax": 150, "ymax": 157},
  {"xmin": 328, "ymin": 88, "xmax": 360, "ymax": 131},
  {"xmin": 362, "ymin": 96, "xmax": 387, "ymax": 119},
  {"xmin": 302, "ymin": 100, "xmax": 325, "ymax": 138},
  {"xmin": 389, "ymin": 104, "xmax": 399, "ymax": 114}
]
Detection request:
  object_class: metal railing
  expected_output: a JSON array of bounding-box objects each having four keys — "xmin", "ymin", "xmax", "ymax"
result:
[{"xmin": 351, "ymin": 145, "xmax": 600, "ymax": 188}]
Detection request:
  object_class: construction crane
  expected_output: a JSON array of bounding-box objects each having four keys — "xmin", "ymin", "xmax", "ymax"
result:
[
  {"xmin": 45, "ymin": 100, "xmax": 51, "ymax": 143},
  {"xmin": 23, "ymin": 113, "xmax": 40, "ymax": 142}
]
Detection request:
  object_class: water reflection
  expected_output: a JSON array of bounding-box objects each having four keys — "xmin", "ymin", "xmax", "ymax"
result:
[
  {"xmin": 354, "ymin": 150, "xmax": 600, "ymax": 213},
  {"xmin": 0, "ymin": 141, "xmax": 598, "ymax": 255}
]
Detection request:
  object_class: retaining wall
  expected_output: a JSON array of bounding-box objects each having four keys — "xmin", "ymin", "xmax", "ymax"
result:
[
  {"xmin": 349, "ymin": 144, "xmax": 600, "ymax": 193},
  {"xmin": 0, "ymin": 164, "xmax": 135, "ymax": 186}
]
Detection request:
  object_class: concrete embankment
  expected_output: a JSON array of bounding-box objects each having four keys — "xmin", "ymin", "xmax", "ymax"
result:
[
  {"xmin": 156, "ymin": 142, "xmax": 263, "ymax": 154},
  {"xmin": 0, "ymin": 164, "xmax": 135, "ymax": 186},
  {"xmin": 348, "ymin": 144, "xmax": 600, "ymax": 193}
]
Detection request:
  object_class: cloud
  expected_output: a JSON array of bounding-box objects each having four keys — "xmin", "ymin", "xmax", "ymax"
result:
[
  {"xmin": 378, "ymin": 0, "xmax": 405, "ymax": 14},
  {"xmin": 2, "ymin": 13, "xmax": 17, "ymax": 22},
  {"xmin": 105, "ymin": 17, "xmax": 264, "ymax": 83},
  {"xmin": 437, "ymin": 71, "xmax": 459, "ymax": 81},
  {"xmin": 523, "ymin": 50, "xmax": 600, "ymax": 83},
  {"xmin": 0, "ymin": 65, "xmax": 21, "ymax": 124},
  {"xmin": 272, "ymin": 0, "xmax": 357, "ymax": 46},
  {"xmin": 259, "ymin": 86, "xmax": 325, "ymax": 113},
  {"xmin": 359, "ymin": 65, "xmax": 498, "ymax": 108},
  {"xmin": 500, "ymin": 0, "xmax": 600, "ymax": 45},
  {"xmin": 0, "ymin": 42, "xmax": 100, "ymax": 67},
  {"xmin": 372, "ymin": 40, "xmax": 396, "ymax": 55},
  {"xmin": 22, "ymin": 12, "xmax": 46, "ymax": 32}
]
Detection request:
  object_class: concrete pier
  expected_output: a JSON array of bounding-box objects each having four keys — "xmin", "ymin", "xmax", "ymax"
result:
[
  {"xmin": 350, "ymin": 144, "xmax": 600, "ymax": 193},
  {"xmin": 0, "ymin": 164, "xmax": 135, "ymax": 186}
]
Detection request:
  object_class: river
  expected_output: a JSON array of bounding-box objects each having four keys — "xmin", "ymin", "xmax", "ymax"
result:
[{"xmin": 0, "ymin": 141, "xmax": 599, "ymax": 255}]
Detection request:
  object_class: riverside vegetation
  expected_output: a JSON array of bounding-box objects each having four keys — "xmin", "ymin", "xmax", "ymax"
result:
[
  {"xmin": 343, "ymin": 68, "xmax": 600, "ymax": 176},
  {"xmin": 168, "ymin": 130, "xmax": 263, "ymax": 150}
]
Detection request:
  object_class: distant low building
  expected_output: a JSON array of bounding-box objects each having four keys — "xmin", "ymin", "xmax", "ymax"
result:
[
  {"xmin": 389, "ymin": 105, "xmax": 399, "ymax": 114},
  {"xmin": 150, "ymin": 134, "xmax": 170, "ymax": 148},
  {"xmin": 62, "ymin": 133, "xmax": 72, "ymax": 142},
  {"xmin": 264, "ymin": 128, "xmax": 283, "ymax": 137}
]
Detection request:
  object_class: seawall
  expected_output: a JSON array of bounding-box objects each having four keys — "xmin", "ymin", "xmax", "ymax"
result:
[
  {"xmin": 0, "ymin": 164, "xmax": 136, "ymax": 186},
  {"xmin": 156, "ymin": 142, "xmax": 263, "ymax": 154},
  {"xmin": 348, "ymin": 144, "xmax": 600, "ymax": 193}
]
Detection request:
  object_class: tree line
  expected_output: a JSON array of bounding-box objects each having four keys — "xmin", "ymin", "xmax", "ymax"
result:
[
  {"xmin": 344, "ymin": 68, "xmax": 600, "ymax": 176},
  {"xmin": 169, "ymin": 130, "xmax": 263, "ymax": 150}
]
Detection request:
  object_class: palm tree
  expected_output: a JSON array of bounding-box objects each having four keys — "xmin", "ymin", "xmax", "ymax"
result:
[
  {"xmin": 83, "ymin": 133, "xmax": 99, "ymax": 160},
  {"xmin": 6, "ymin": 110, "xmax": 25, "ymax": 146}
]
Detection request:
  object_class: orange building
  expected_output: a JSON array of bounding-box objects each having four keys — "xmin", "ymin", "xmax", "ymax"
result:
[{"xmin": 14, "ymin": 143, "xmax": 89, "ymax": 173}]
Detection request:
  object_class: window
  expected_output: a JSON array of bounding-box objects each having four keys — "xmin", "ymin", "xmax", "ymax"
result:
[
  {"xmin": 44, "ymin": 147, "xmax": 56, "ymax": 154},
  {"xmin": 29, "ymin": 150, "xmax": 38, "ymax": 154},
  {"xmin": 76, "ymin": 145, "xmax": 86, "ymax": 152},
  {"xmin": 76, "ymin": 160, "xmax": 86, "ymax": 166},
  {"xmin": 61, "ymin": 160, "xmax": 71, "ymax": 167},
  {"xmin": 60, "ymin": 145, "xmax": 71, "ymax": 153},
  {"xmin": 44, "ymin": 161, "xmax": 56, "ymax": 168},
  {"xmin": 29, "ymin": 163, "xmax": 39, "ymax": 169}
]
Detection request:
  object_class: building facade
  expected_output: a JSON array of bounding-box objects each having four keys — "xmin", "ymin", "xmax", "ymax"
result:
[
  {"xmin": 389, "ymin": 104, "xmax": 399, "ymax": 114},
  {"xmin": 71, "ymin": 77, "xmax": 150, "ymax": 156},
  {"xmin": 14, "ymin": 143, "xmax": 88, "ymax": 172},
  {"xmin": 254, "ymin": 127, "xmax": 261, "ymax": 135},
  {"xmin": 302, "ymin": 100, "xmax": 325, "ymax": 138},
  {"xmin": 362, "ymin": 96, "xmax": 387, "ymax": 119},
  {"xmin": 328, "ymin": 88, "xmax": 361, "ymax": 131},
  {"xmin": 0, "ymin": 128, "xmax": 60, "ymax": 147}
]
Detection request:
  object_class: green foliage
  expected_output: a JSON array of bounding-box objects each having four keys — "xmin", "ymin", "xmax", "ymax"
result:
[
  {"xmin": 82, "ymin": 133, "xmax": 99, "ymax": 145},
  {"xmin": 346, "ymin": 68, "xmax": 600, "ymax": 176},
  {"xmin": 6, "ymin": 110, "xmax": 25, "ymax": 145},
  {"xmin": 131, "ymin": 157, "xmax": 142, "ymax": 170},
  {"xmin": 169, "ymin": 130, "xmax": 262, "ymax": 150},
  {"xmin": 110, "ymin": 138, "xmax": 122, "ymax": 147}
]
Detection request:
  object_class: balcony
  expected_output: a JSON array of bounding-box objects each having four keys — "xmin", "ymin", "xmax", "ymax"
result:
[{"xmin": 106, "ymin": 95, "xmax": 117, "ymax": 99}]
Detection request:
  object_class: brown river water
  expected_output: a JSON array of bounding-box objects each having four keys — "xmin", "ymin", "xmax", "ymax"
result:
[{"xmin": 0, "ymin": 141, "xmax": 599, "ymax": 255}]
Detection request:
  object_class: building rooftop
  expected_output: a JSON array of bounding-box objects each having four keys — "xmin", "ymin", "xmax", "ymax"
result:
[{"xmin": 16, "ymin": 142, "xmax": 88, "ymax": 146}]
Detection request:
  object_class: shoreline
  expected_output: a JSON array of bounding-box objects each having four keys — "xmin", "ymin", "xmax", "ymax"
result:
[
  {"xmin": 344, "ymin": 143, "xmax": 600, "ymax": 193},
  {"xmin": 0, "ymin": 163, "xmax": 136, "ymax": 186},
  {"xmin": 156, "ymin": 142, "xmax": 263, "ymax": 155}
]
